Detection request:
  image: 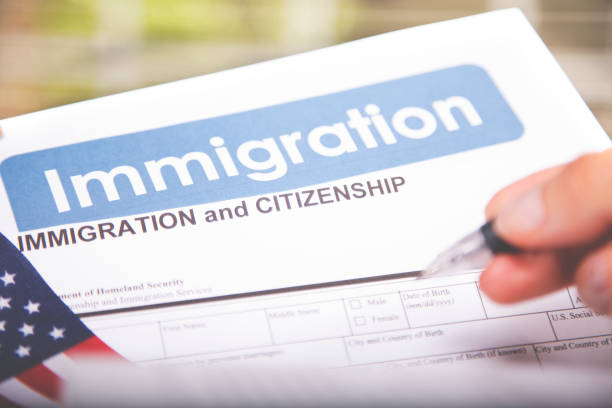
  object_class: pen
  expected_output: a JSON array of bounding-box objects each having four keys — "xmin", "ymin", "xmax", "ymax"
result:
[{"xmin": 420, "ymin": 220, "xmax": 520, "ymax": 278}]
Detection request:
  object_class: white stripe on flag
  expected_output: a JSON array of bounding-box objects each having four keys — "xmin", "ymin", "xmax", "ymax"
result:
[
  {"xmin": 0, "ymin": 377, "xmax": 59, "ymax": 408},
  {"xmin": 43, "ymin": 353, "xmax": 78, "ymax": 379}
]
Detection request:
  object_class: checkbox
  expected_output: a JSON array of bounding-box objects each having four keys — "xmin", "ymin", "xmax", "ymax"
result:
[
  {"xmin": 349, "ymin": 299, "xmax": 362, "ymax": 310},
  {"xmin": 354, "ymin": 316, "xmax": 366, "ymax": 326}
]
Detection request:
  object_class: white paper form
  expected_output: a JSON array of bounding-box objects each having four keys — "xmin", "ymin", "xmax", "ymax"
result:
[
  {"xmin": 0, "ymin": 8, "xmax": 611, "ymax": 373},
  {"xmin": 82, "ymin": 273, "xmax": 612, "ymax": 370}
]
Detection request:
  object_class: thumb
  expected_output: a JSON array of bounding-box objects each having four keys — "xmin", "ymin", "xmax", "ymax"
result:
[{"xmin": 494, "ymin": 148, "xmax": 612, "ymax": 249}]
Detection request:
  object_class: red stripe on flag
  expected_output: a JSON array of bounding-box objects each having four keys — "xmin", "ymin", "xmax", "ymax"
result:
[
  {"xmin": 15, "ymin": 364, "xmax": 62, "ymax": 402},
  {"xmin": 65, "ymin": 336, "xmax": 124, "ymax": 359}
]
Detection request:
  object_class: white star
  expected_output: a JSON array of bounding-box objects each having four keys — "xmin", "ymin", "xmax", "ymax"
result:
[
  {"xmin": 0, "ymin": 271, "xmax": 15, "ymax": 287},
  {"xmin": 18, "ymin": 322, "xmax": 34, "ymax": 337},
  {"xmin": 49, "ymin": 326, "xmax": 65, "ymax": 340},
  {"xmin": 15, "ymin": 345, "xmax": 30, "ymax": 358},
  {"xmin": 0, "ymin": 296, "xmax": 11, "ymax": 310},
  {"xmin": 23, "ymin": 300, "xmax": 40, "ymax": 315},
  {"xmin": 0, "ymin": 320, "xmax": 5, "ymax": 332}
]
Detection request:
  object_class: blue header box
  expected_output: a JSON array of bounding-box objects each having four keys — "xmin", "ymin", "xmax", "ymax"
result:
[{"xmin": 1, "ymin": 65, "xmax": 523, "ymax": 231}]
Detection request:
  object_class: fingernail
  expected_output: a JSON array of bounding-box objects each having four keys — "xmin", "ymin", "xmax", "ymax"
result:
[
  {"xmin": 581, "ymin": 257, "xmax": 611, "ymax": 313},
  {"xmin": 495, "ymin": 188, "xmax": 546, "ymax": 237}
]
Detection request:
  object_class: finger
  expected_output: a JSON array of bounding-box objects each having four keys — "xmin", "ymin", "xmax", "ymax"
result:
[
  {"xmin": 485, "ymin": 164, "xmax": 565, "ymax": 220},
  {"xmin": 575, "ymin": 240, "xmax": 612, "ymax": 314},
  {"xmin": 480, "ymin": 231, "xmax": 611, "ymax": 304},
  {"xmin": 495, "ymin": 149, "xmax": 612, "ymax": 248},
  {"xmin": 479, "ymin": 252, "xmax": 574, "ymax": 303}
]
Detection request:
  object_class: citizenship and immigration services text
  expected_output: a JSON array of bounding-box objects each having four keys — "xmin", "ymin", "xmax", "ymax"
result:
[
  {"xmin": 16, "ymin": 175, "xmax": 406, "ymax": 252},
  {"xmin": 1, "ymin": 65, "xmax": 523, "ymax": 232}
]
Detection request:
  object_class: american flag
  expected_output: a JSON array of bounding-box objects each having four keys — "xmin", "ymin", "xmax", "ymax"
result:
[{"xmin": 0, "ymin": 232, "xmax": 123, "ymax": 407}]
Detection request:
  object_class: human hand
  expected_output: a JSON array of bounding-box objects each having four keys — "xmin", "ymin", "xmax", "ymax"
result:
[{"xmin": 479, "ymin": 148, "xmax": 612, "ymax": 313}]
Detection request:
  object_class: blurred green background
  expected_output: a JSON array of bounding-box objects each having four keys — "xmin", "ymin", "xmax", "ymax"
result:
[{"xmin": 0, "ymin": 0, "xmax": 610, "ymax": 134}]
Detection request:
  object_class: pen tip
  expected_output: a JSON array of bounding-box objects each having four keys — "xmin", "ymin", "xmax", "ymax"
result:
[{"xmin": 418, "ymin": 259, "xmax": 444, "ymax": 279}]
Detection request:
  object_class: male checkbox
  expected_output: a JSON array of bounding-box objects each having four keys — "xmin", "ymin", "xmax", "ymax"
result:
[{"xmin": 349, "ymin": 299, "xmax": 362, "ymax": 309}]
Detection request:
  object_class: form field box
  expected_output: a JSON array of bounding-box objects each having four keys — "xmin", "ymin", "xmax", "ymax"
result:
[
  {"xmin": 536, "ymin": 335, "xmax": 612, "ymax": 367},
  {"xmin": 151, "ymin": 338, "xmax": 350, "ymax": 369},
  {"xmin": 548, "ymin": 307, "xmax": 612, "ymax": 339},
  {"xmin": 95, "ymin": 323, "xmax": 165, "ymax": 362},
  {"xmin": 402, "ymin": 283, "xmax": 485, "ymax": 327},
  {"xmin": 345, "ymin": 313, "xmax": 555, "ymax": 365},
  {"xmin": 480, "ymin": 288, "xmax": 573, "ymax": 318},
  {"xmin": 160, "ymin": 311, "xmax": 272, "ymax": 357},
  {"xmin": 266, "ymin": 301, "xmax": 350, "ymax": 343},
  {"xmin": 567, "ymin": 286, "xmax": 586, "ymax": 308}
]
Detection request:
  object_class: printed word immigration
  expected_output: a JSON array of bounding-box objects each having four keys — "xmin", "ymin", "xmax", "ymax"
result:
[
  {"xmin": 44, "ymin": 97, "xmax": 482, "ymax": 214},
  {"xmin": 1, "ymin": 65, "xmax": 524, "ymax": 231}
]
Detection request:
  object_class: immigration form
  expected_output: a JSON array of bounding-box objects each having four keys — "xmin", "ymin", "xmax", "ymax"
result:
[{"xmin": 1, "ymin": 8, "xmax": 612, "ymax": 382}]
